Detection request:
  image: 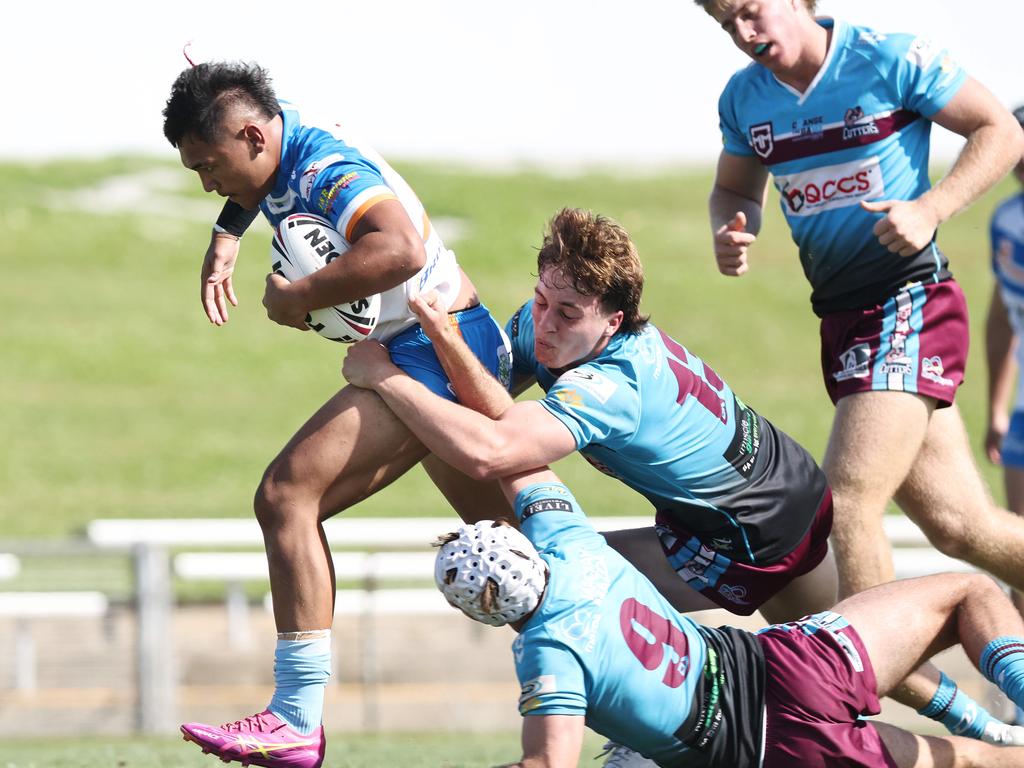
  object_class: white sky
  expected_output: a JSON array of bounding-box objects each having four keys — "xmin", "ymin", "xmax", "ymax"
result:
[{"xmin": 3, "ymin": 1, "xmax": 1021, "ymax": 167}]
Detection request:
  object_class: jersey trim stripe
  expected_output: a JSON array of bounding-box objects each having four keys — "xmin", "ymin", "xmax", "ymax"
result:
[
  {"xmin": 342, "ymin": 192, "xmax": 399, "ymax": 241},
  {"xmin": 757, "ymin": 109, "xmax": 921, "ymax": 166}
]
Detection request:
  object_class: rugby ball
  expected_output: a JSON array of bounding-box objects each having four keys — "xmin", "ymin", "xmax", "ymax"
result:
[{"xmin": 270, "ymin": 213, "xmax": 381, "ymax": 343}]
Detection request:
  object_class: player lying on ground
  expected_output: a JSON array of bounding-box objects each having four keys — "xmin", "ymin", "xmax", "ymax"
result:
[{"xmin": 435, "ymin": 479, "xmax": 1024, "ymax": 768}]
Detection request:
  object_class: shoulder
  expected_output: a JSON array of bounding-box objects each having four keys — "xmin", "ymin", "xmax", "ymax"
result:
[
  {"xmin": 720, "ymin": 62, "xmax": 767, "ymax": 104},
  {"xmin": 992, "ymin": 194, "xmax": 1024, "ymax": 235}
]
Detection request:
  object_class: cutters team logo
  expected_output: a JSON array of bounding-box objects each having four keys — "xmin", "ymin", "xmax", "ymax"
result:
[
  {"xmin": 842, "ymin": 106, "xmax": 881, "ymax": 141},
  {"xmin": 749, "ymin": 122, "xmax": 774, "ymax": 159},
  {"xmin": 775, "ymin": 157, "xmax": 885, "ymax": 217}
]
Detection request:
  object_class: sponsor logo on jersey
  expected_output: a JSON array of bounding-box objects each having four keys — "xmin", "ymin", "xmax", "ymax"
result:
[
  {"xmin": 842, "ymin": 106, "xmax": 881, "ymax": 141},
  {"xmin": 906, "ymin": 36, "xmax": 941, "ymax": 70},
  {"xmin": 556, "ymin": 368, "xmax": 617, "ymax": 404},
  {"xmin": 518, "ymin": 674, "xmax": 557, "ymax": 712},
  {"xmin": 921, "ymin": 355, "xmax": 954, "ymax": 386},
  {"xmin": 521, "ymin": 498, "xmax": 574, "ymax": 521},
  {"xmin": 553, "ymin": 388, "xmax": 584, "ymax": 408},
  {"xmin": 775, "ymin": 157, "xmax": 884, "ymax": 216},
  {"xmin": 317, "ymin": 172, "xmax": 360, "ymax": 215},
  {"xmin": 749, "ymin": 122, "xmax": 774, "ymax": 159},
  {"xmin": 791, "ymin": 115, "xmax": 824, "ymax": 143},
  {"xmin": 834, "ymin": 343, "xmax": 871, "ymax": 382},
  {"xmin": 298, "ymin": 153, "xmax": 346, "ymax": 202}
]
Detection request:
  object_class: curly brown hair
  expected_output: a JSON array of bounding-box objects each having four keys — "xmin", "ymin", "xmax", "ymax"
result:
[{"xmin": 536, "ymin": 208, "xmax": 649, "ymax": 335}]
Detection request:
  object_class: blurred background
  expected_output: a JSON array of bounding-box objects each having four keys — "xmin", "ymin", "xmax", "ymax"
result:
[{"xmin": 1, "ymin": 1, "xmax": 1022, "ymax": 765}]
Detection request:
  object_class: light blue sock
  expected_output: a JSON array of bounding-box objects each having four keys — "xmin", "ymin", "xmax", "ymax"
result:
[
  {"xmin": 917, "ymin": 672, "xmax": 1001, "ymax": 739},
  {"xmin": 981, "ymin": 637, "xmax": 1024, "ymax": 710},
  {"xmin": 268, "ymin": 632, "xmax": 332, "ymax": 735}
]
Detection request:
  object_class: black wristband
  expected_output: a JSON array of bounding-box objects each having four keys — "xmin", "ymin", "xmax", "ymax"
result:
[{"xmin": 214, "ymin": 201, "xmax": 259, "ymax": 238}]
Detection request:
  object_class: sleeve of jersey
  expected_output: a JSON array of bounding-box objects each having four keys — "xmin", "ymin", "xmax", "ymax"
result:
[
  {"xmin": 540, "ymin": 365, "xmax": 640, "ymax": 451},
  {"xmin": 889, "ymin": 34, "xmax": 967, "ymax": 118},
  {"xmin": 514, "ymin": 481, "xmax": 597, "ymax": 553},
  {"xmin": 515, "ymin": 635, "xmax": 588, "ymax": 717},
  {"xmin": 304, "ymin": 160, "xmax": 398, "ymax": 241},
  {"xmin": 506, "ymin": 301, "xmax": 539, "ymax": 381},
  {"xmin": 718, "ymin": 74, "xmax": 755, "ymax": 157}
]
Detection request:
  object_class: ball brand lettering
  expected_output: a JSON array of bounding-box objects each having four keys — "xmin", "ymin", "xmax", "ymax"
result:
[{"xmin": 302, "ymin": 227, "xmax": 339, "ymax": 261}]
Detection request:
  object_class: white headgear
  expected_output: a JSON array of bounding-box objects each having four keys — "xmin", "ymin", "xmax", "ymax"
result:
[{"xmin": 434, "ymin": 521, "xmax": 547, "ymax": 627}]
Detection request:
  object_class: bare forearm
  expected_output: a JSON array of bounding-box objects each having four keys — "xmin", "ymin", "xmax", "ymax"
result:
[
  {"xmin": 709, "ymin": 184, "xmax": 764, "ymax": 235},
  {"xmin": 923, "ymin": 121, "xmax": 1024, "ymax": 224},
  {"xmin": 374, "ymin": 372, "xmax": 509, "ymax": 478},
  {"xmin": 429, "ymin": 324, "xmax": 514, "ymax": 419}
]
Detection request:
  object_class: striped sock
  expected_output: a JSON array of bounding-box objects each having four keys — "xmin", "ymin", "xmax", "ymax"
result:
[
  {"xmin": 268, "ymin": 631, "xmax": 332, "ymax": 735},
  {"xmin": 918, "ymin": 672, "xmax": 1001, "ymax": 740},
  {"xmin": 980, "ymin": 637, "xmax": 1024, "ymax": 710}
]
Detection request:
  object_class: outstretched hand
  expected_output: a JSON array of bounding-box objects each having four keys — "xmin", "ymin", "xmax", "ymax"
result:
[
  {"xmin": 341, "ymin": 339, "xmax": 401, "ymax": 389},
  {"xmin": 201, "ymin": 234, "xmax": 241, "ymax": 325},
  {"xmin": 713, "ymin": 211, "xmax": 756, "ymax": 276},
  {"xmin": 861, "ymin": 198, "xmax": 940, "ymax": 257}
]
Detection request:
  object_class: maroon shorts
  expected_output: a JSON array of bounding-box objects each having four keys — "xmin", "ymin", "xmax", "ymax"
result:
[
  {"xmin": 820, "ymin": 279, "xmax": 967, "ymax": 408},
  {"xmin": 758, "ymin": 613, "xmax": 898, "ymax": 767},
  {"xmin": 655, "ymin": 490, "xmax": 833, "ymax": 615}
]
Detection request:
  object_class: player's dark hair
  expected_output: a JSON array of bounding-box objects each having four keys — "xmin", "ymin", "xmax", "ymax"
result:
[
  {"xmin": 163, "ymin": 61, "xmax": 279, "ymax": 147},
  {"xmin": 1013, "ymin": 105, "xmax": 1024, "ymax": 127},
  {"xmin": 537, "ymin": 208, "xmax": 649, "ymax": 335},
  {"xmin": 693, "ymin": 0, "xmax": 817, "ymax": 11}
]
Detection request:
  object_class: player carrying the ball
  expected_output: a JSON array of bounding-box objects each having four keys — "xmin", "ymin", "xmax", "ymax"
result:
[{"xmin": 162, "ymin": 61, "xmax": 511, "ymax": 768}]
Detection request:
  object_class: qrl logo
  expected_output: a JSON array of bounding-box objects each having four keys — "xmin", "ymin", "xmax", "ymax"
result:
[{"xmin": 775, "ymin": 157, "xmax": 884, "ymax": 217}]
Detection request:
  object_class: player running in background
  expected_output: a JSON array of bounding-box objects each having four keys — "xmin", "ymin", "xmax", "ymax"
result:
[
  {"xmin": 163, "ymin": 61, "xmax": 510, "ymax": 768},
  {"xmin": 696, "ymin": 0, "xmax": 1024, "ymax": 744},
  {"xmin": 432, "ymin": 473, "xmax": 1024, "ymax": 767},
  {"xmin": 984, "ymin": 105, "xmax": 1024, "ymax": 727}
]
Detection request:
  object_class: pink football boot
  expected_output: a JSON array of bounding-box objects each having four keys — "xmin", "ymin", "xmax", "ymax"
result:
[{"xmin": 181, "ymin": 709, "xmax": 325, "ymax": 768}]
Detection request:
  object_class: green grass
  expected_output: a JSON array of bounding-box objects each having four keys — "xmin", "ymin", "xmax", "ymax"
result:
[
  {"xmin": 0, "ymin": 730, "xmax": 608, "ymax": 767},
  {"xmin": 0, "ymin": 157, "xmax": 1016, "ymax": 539}
]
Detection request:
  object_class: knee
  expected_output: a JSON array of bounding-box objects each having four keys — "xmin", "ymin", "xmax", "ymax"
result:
[
  {"xmin": 916, "ymin": 517, "xmax": 972, "ymax": 560},
  {"xmin": 253, "ymin": 461, "xmax": 305, "ymax": 533}
]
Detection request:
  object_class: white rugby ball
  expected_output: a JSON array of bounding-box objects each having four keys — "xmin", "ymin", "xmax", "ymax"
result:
[{"xmin": 269, "ymin": 213, "xmax": 381, "ymax": 343}]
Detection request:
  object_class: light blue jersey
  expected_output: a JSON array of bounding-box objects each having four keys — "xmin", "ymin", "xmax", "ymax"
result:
[
  {"xmin": 719, "ymin": 19, "xmax": 967, "ymax": 315},
  {"xmin": 991, "ymin": 192, "xmax": 1024, "ymax": 465},
  {"xmin": 508, "ymin": 304, "xmax": 827, "ymax": 564},
  {"xmin": 259, "ymin": 103, "xmax": 463, "ymax": 341},
  {"xmin": 512, "ymin": 482, "xmax": 709, "ymax": 766}
]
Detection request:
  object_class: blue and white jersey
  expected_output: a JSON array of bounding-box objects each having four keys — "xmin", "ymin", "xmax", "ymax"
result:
[
  {"xmin": 991, "ymin": 192, "xmax": 1024, "ymax": 410},
  {"xmin": 259, "ymin": 103, "xmax": 462, "ymax": 341},
  {"xmin": 512, "ymin": 482, "xmax": 708, "ymax": 766},
  {"xmin": 507, "ymin": 303, "xmax": 827, "ymax": 564},
  {"xmin": 719, "ymin": 19, "xmax": 967, "ymax": 315}
]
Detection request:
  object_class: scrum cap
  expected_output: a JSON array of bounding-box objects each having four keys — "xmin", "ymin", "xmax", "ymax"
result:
[{"xmin": 434, "ymin": 521, "xmax": 547, "ymax": 627}]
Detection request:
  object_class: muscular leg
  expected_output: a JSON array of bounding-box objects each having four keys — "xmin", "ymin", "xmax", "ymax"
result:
[
  {"xmin": 256, "ymin": 385, "xmax": 432, "ymax": 632},
  {"xmin": 1002, "ymin": 465, "xmax": 1024, "ymax": 615},
  {"xmin": 823, "ymin": 393, "xmax": 1004, "ymax": 729},
  {"xmin": 420, "ymin": 455, "xmax": 512, "ymax": 524},
  {"xmin": 874, "ymin": 722, "xmax": 1024, "ymax": 767},
  {"xmin": 601, "ymin": 528, "xmax": 719, "ymax": 613},
  {"xmin": 823, "ymin": 391, "xmax": 933, "ymax": 597},
  {"xmin": 896, "ymin": 403, "xmax": 1024, "ymax": 593}
]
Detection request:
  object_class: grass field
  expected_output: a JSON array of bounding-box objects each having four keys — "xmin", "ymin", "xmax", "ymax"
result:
[
  {"xmin": 2, "ymin": 730, "xmax": 608, "ymax": 767},
  {"xmin": 0, "ymin": 156, "xmax": 1016, "ymax": 539}
]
